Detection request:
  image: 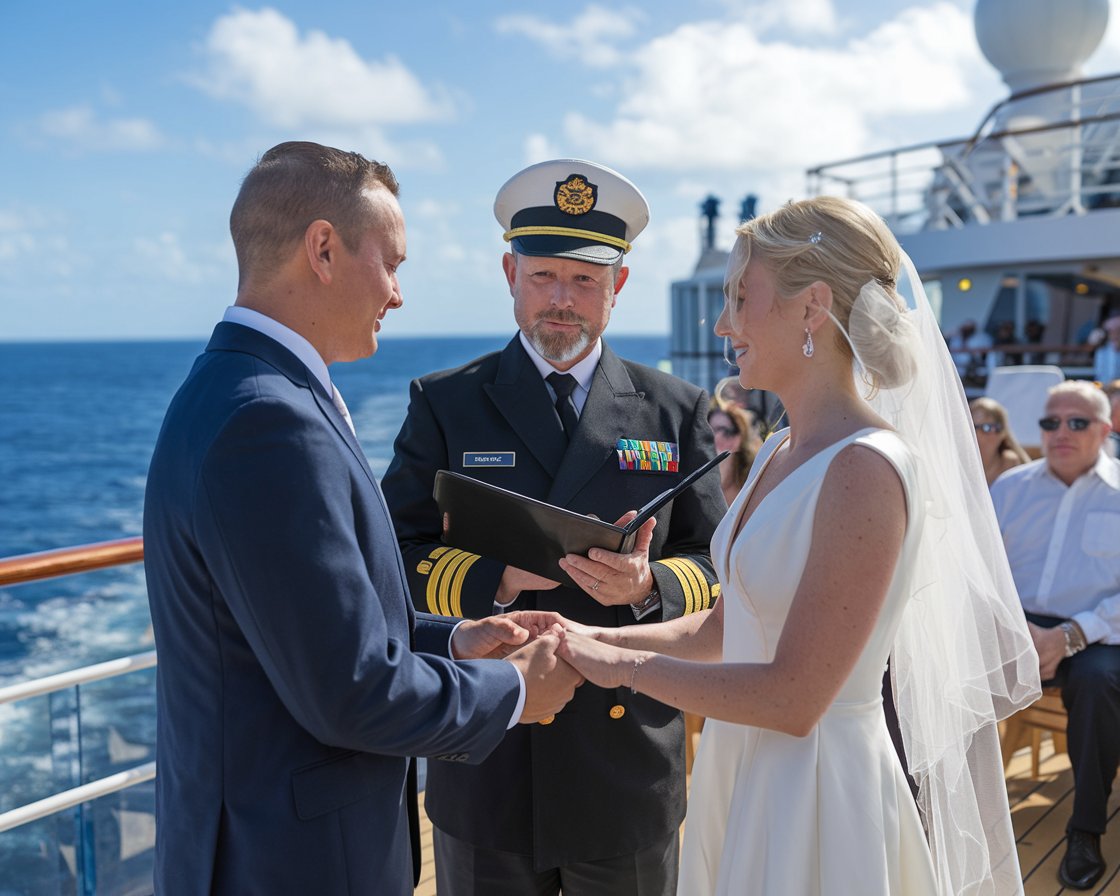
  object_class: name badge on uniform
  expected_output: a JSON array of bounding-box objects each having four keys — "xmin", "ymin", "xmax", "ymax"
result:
[
  {"xmin": 463, "ymin": 451, "xmax": 516, "ymax": 468},
  {"xmin": 616, "ymin": 439, "xmax": 678, "ymax": 472}
]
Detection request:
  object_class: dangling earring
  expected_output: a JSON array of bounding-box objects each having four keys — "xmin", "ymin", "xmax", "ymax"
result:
[{"xmin": 802, "ymin": 329, "xmax": 814, "ymax": 358}]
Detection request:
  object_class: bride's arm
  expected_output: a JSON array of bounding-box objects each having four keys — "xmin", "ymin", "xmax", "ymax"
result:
[
  {"xmin": 558, "ymin": 445, "xmax": 906, "ymax": 737},
  {"xmin": 590, "ymin": 600, "xmax": 723, "ymax": 661}
]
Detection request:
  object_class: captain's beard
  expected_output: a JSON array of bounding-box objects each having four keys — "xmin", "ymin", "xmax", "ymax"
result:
[{"xmin": 525, "ymin": 312, "xmax": 592, "ymax": 364}]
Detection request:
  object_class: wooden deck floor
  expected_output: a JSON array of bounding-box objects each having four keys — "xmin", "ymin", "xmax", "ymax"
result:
[
  {"xmin": 415, "ymin": 733, "xmax": 1120, "ymax": 895},
  {"xmin": 1010, "ymin": 737, "xmax": 1120, "ymax": 895}
]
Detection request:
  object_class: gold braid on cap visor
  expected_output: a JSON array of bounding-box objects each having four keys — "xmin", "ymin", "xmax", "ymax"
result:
[{"xmin": 503, "ymin": 226, "xmax": 632, "ymax": 253}]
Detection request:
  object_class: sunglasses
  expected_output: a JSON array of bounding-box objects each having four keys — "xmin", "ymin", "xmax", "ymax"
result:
[
  {"xmin": 974, "ymin": 422, "xmax": 1003, "ymax": 434},
  {"xmin": 711, "ymin": 425, "xmax": 739, "ymax": 438},
  {"xmin": 1038, "ymin": 416, "xmax": 1094, "ymax": 432}
]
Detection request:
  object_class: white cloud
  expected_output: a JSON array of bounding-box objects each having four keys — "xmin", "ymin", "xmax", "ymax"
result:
[
  {"xmin": 0, "ymin": 210, "xmax": 26, "ymax": 232},
  {"xmin": 192, "ymin": 8, "xmax": 452, "ymax": 129},
  {"xmin": 129, "ymin": 232, "xmax": 232, "ymax": 285},
  {"xmin": 558, "ymin": 3, "xmax": 994, "ymax": 176},
  {"xmin": 35, "ymin": 105, "xmax": 165, "ymax": 152},
  {"xmin": 0, "ymin": 206, "xmax": 72, "ymax": 279},
  {"xmin": 523, "ymin": 133, "xmax": 561, "ymax": 165},
  {"xmin": 722, "ymin": 0, "xmax": 840, "ymax": 38},
  {"xmin": 495, "ymin": 5, "xmax": 641, "ymax": 68}
]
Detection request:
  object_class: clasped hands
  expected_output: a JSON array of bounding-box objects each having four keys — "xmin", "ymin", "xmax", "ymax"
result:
[
  {"xmin": 451, "ymin": 512, "xmax": 659, "ymax": 724},
  {"xmin": 451, "ymin": 610, "xmax": 642, "ymax": 723}
]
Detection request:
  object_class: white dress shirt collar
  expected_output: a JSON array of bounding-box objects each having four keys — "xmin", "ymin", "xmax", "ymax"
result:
[
  {"xmin": 1091, "ymin": 449, "xmax": 1120, "ymax": 490},
  {"xmin": 518, "ymin": 331, "xmax": 601, "ymax": 392},
  {"xmin": 223, "ymin": 306, "xmax": 332, "ymax": 395},
  {"xmin": 1036, "ymin": 450, "xmax": 1120, "ymax": 491},
  {"xmin": 518, "ymin": 332, "xmax": 602, "ymax": 416}
]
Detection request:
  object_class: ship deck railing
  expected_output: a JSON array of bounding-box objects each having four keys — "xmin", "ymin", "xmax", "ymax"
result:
[
  {"xmin": 0, "ymin": 539, "xmax": 1112, "ymax": 894},
  {"xmin": 0, "ymin": 537, "xmax": 154, "ymax": 895},
  {"xmin": 806, "ymin": 72, "xmax": 1120, "ymax": 233}
]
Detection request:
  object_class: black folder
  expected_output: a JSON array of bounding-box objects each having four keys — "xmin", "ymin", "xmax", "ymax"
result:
[{"xmin": 433, "ymin": 451, "xmax": 728, "ymax": 587}]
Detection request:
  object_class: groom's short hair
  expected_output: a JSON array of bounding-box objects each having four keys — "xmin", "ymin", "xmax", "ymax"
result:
[{"xmin": 230, "ymin": 141, "xmax": 398, "ymax": 286}]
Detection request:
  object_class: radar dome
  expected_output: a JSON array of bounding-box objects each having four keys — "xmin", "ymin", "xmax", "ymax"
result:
[{"xmin": 975, "ymin": 0, "xmax": 1109, "ymax": 93}]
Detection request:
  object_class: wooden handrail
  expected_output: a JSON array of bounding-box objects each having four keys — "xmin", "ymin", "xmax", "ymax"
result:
[{"xmin": 0, "ymin": 537, "xmax": 144, "ymax": 587}]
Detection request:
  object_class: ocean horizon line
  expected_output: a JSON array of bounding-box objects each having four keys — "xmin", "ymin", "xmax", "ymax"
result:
[{"xmin": 0, "ymin": 331, "xmax": 670, "ymax": 347}]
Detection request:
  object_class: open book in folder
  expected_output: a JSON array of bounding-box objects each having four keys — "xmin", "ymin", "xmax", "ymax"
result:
[{"xmin": 433, "ymin": 450, "xmax": 728, "ymax": 588}]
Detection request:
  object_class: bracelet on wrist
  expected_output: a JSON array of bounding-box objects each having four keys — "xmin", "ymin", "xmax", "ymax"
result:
[{"xmin": 629, "ymin": 656, "xmax": 645, "ymax": 694}]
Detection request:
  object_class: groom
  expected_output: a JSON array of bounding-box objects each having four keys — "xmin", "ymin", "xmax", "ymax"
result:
[{"xmin": 143, "ymin": 141, "xmax": 581, "ymax": 895}]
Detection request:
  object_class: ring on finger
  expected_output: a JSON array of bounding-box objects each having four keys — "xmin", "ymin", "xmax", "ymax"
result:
[{"xmin": 593, "ymin": 579, "xmax": 601, "ymax": 591}]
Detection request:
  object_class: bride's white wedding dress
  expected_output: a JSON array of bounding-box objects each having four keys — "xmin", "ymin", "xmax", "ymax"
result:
[{"xmin": 678, "ymin": 427, "xmax": 939, "ymax": 896}]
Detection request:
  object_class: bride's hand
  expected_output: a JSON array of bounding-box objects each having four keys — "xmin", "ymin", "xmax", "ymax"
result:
[
  {"xmin": 556, "ymin": 632, "xmax": 641, "ymax": 690},
  {"xmin": 550, "ymin": 614, "xmax": 616, "ymax": 642}
]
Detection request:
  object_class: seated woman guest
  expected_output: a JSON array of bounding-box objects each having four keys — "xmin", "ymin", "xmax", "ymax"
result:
[
  {"xmin": 970, "ymin": 397, "xmax": 1031, "ymax": 485},
  {"xmin": 708, "ymin": 404, "xmax": 761, "ymax": 505}
]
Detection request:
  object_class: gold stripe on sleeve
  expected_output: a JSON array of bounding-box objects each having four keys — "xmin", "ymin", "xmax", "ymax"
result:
[
  {"xmin": 680, "ymin": 558, "xmax": 713, "ymax": 611},
  {"xmin": 448, "ymin": 552, "xmax": 481, "ymax": 618},
  {"xmin": 656, "ymin": 558, "xmax": 698, "ymax": 616},
  {"xmin": 427, "ymin": 548, "xmax": 466, "ymax": 615},
  {"xmin": 679, "ymin": 558, "xmax": 709, "ymax": 612},
  {"xmin": 665, "ymin": 557, "xmax": 713, "ymax": 613}
]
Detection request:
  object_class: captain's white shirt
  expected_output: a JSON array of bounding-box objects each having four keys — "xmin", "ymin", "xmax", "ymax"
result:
[
  {"xmin": 991, "ymin": 453, "xmax": 1120, "ymax": 643},
  {"xmin": 519, "ymin": 330, "xmax": 601, "ymax": 416}
]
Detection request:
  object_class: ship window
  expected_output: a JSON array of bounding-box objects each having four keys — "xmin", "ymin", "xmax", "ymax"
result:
[
  {"xmin": 922, "ymin": 279, "xmax": 942, "ymax": 320},
  {"xmin": 986, "ymin": 274, "xmax": 1020, "ymax": 340}
]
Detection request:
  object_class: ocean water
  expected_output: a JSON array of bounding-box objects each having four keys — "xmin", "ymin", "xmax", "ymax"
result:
[
  {"xmin": 0, "ymin": 334, "xmax": 668, "ymax": 892},
  {"xmin": 0, "ymin": 334, "xmax": 668, "ymax": 683}
]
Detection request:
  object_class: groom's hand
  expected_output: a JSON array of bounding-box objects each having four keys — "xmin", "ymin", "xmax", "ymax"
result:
[
  {"xmin": 506, "ymin": 629, "xmax": 584, "ymax": 723},
  {"xmin": 451, "ymin": 611, "xmax": 568, "ymax": 660}
]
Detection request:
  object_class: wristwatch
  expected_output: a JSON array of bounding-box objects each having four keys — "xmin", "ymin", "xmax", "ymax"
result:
[
  {"xmin": 1059, "ymin": 620, "xmax": 1088, "ymax": 657},
  {"xmin": 630, "ymin": 585, "xmax": 661, "ymax": 620}
]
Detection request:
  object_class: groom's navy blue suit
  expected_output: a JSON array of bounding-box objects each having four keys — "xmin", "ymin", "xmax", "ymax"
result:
[{"xmin": 144, "ymin": 322, "xmax": 521, "ymax": 895}]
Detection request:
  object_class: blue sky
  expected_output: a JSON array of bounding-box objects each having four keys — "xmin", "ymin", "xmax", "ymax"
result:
[{"xmin": 2, "ymin": 0, "xmax": 1118, "ymax": 341}]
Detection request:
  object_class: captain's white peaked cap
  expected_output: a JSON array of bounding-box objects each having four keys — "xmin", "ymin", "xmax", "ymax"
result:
[{"xmin": 494, "ymin": 159, "xmax": 650, "ymax": 265}]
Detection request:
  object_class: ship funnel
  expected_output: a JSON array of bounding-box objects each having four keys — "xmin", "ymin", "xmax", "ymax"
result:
[{"xmin": 700, "ymin": 195, "xmax": 720, "ymax": 252}]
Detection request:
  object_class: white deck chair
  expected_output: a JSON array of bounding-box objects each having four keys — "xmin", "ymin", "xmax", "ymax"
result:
[{"xmin": 984, "ymin": 365, "xmax": 1066, "ymax": 456}]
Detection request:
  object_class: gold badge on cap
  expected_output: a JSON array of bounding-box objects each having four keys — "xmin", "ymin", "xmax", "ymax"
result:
[{"xmin": 554, "ymin": 175, "xmax": 597, "ymax": 216}]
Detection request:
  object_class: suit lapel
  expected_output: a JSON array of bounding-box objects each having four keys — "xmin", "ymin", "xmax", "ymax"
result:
[
  {"xmin": 483, "ymin": 337, "xmax": 568, "ymax": 476},
  {"xmin": 308, "ymin": 382, "xmax": 382, "ymax": 493},
  {"xmin": 547, "ymin": 341, "xmax": 643, "ymax": 509},
  {"xmin": 207, "ymin": 321, "xmax": 416, "ymax": 633},
  {"xmin": 207, "ymin": 321, "xmax": 381, "ymax": 494}
]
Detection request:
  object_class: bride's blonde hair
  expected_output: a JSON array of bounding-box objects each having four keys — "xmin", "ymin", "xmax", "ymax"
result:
[{"xmin": 726, "ymin": 196, "xmax": 916, "ymax": 390}]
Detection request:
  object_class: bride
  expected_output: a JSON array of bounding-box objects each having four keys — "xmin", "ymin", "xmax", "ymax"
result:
[{"xmin": 557, "ymin": 196, "xmax": 1040, "ymax": 895}]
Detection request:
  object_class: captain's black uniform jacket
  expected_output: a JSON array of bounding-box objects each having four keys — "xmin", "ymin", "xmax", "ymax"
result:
[{"xmin": 382, "ymin": 335, "xmax": 725, "ymax": 868}]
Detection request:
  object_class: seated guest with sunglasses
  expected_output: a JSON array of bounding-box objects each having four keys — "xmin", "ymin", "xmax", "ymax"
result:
[
  {"xmin": 991, "ymin": 380, "xmax": 1120, "ymax": 890},
  {"xmin": 707, "ymin": 403, "xmax": 761, "ymax": 506},
  {"xmin": 969, "ymin": 396, "xmax": 1031, "ymax": 486}
]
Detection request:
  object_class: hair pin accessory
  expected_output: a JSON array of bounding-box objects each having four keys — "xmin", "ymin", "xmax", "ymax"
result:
[{"xmin": 808, "ymin": 231, "xmax": 823, "ymax": 244}]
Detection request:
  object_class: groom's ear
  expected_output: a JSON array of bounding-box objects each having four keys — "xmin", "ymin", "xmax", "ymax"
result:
[{"xmin": 803, "ymin": 281, "xmax": 833, "ymax": 327}]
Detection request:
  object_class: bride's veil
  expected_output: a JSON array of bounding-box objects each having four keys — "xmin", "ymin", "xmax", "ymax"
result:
[{"xmin": 846, "ymin": 253, "xmax": 1041, "ymax": 894}]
